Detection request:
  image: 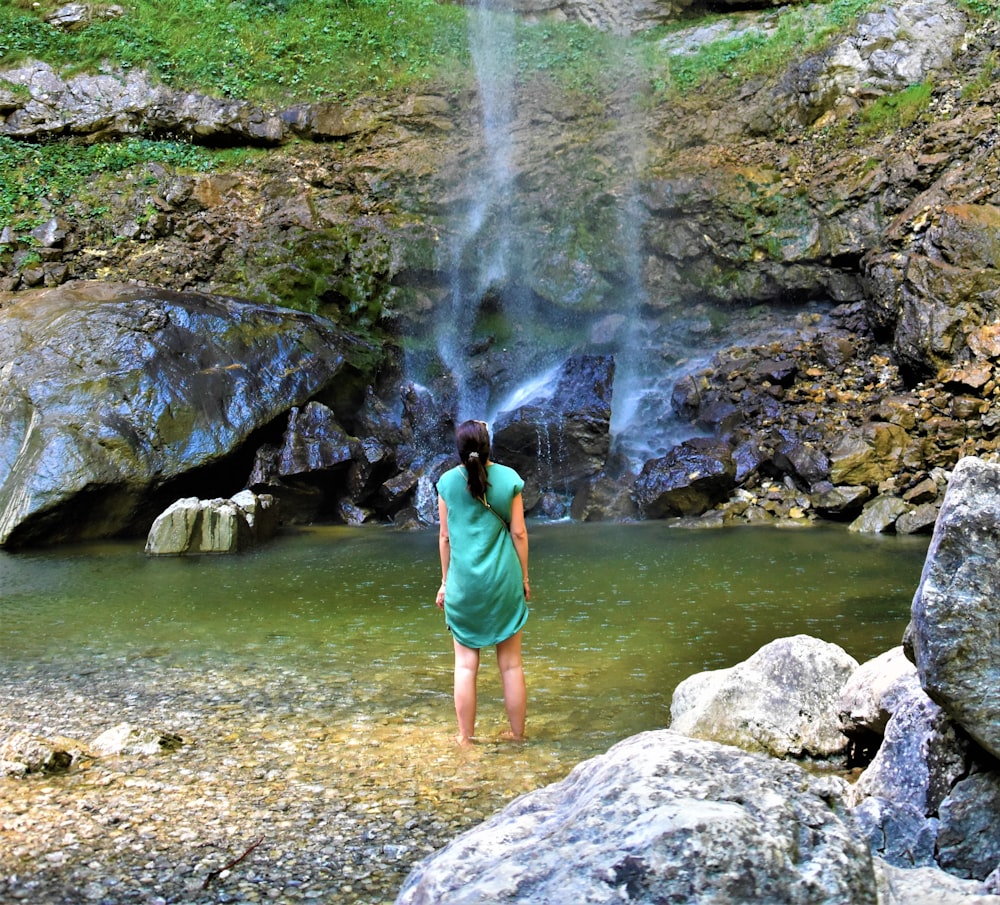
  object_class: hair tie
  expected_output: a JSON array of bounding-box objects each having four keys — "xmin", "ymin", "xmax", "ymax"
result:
[{"xmin": 467, "ymin": 452, "xmax": 480, "ymax": 460}]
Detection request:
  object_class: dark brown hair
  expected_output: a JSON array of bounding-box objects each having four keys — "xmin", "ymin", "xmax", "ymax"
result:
[{"xmin": 456, "ymin": 419, "xmax": 491, "ymax": 500}]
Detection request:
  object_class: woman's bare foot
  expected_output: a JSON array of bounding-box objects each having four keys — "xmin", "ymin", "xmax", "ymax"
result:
[
  {"xmin": 455, "ymin": 734, "xmax": 474, "ymax": 748},
  {"xmin": 499, "ymin": 730, "xmax": 525, "ymax": 743}
]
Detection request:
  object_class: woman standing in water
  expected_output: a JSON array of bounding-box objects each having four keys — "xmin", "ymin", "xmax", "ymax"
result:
[{"xmin": 435, "ymin": 419, "xmax": 530, "ymax": 746}]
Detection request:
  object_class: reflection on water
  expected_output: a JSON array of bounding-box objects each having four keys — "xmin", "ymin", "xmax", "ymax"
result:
[{"xmin": 0, "ymin": 522, "xmax": 929, "ymax": 902}]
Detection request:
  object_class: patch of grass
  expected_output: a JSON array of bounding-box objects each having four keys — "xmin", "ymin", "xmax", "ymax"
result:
[
  {"xmin": 0, "ymin": 0, "xmax": 885, "ymax": 107},
  {"xmin": 514, "ymin": 19, "xmax": 625, "ymax": 95},
  {"xmin": 961, "ymin": 49, "xmax": 1000, "ymax": 100},
  {"xmin": 856, "ymin": 82, "xmax": 934, "ymax": 137},
  {"xmin": 0, "ymin": 137, "xmax": 217, "ymax": 230},
  {"xmin": 818, "ymin": 81, "xmax": 935, "ymax": 150},
  {"xmin": 643, "ymin": 0, "xmax": 880, "ymax": 96},
  {"xmin": 0, "ymin": 0, "xmax": 471, "ymax": 102}
]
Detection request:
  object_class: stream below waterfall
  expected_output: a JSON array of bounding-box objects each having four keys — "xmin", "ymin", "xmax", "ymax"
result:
[{"xmin": 1, "ymin": 522, "xmax": 928, "ymax": 904}]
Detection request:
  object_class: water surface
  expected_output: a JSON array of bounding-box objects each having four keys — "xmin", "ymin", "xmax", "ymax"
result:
[{"xmin": 0, "ymin": 522, "xmax": 929, "ymax": 903}]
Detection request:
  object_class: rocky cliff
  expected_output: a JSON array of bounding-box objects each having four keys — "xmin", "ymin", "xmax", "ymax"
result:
[{"xmin": 1, "ymin": 0, "xmax": 999, "ymax": 543}]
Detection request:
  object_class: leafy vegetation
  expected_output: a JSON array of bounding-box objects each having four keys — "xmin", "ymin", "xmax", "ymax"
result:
[
  {"xmin": 0, "ymin": 0, "xmax": 471, "ymax": 102},
  {"xmin": 957, "ymin": 0, "xmax": 1000, "ymax": 18},
  {"xmin": 0, "ymin": 137, "xmax": 217, "ymax": 236},
  {"xmin": 0, "ymin": 0, "xmax": 891, "ymax": 106},
  {"xmin": 645, "ymin": 0, "xmax": 879, "ymax": 94}
]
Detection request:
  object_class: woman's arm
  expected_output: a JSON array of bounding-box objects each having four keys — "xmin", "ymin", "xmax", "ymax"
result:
[
  {"xmin": 509, "ymin": 492, "xmax": 530, "ymax": 601},
  {"xmin": 436, "ymin": 495, "xmax": 450, "ymax": 610}
]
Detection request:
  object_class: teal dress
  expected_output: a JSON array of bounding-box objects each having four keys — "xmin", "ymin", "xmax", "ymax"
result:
[{"xmin": 437, "ymin": 462, "xmax": 529, "ymax": 649}]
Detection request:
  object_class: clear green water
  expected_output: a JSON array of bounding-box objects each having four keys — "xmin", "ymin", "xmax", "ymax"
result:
[
  {"xmin": 2, "ymin": 521, "xmax": 928, "ymax": 751},
  {"xmin": 0, "ymin": 522, "xmax": 930, "ymax": 902}
]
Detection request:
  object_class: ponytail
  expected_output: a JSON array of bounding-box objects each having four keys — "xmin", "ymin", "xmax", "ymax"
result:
[{"xmin": 455, "ymin": 420, "xmax": 491, "ymax": 501}]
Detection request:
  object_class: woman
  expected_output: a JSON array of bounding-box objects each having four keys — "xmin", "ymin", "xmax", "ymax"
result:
[{"xmin": 435, "ymin": 419, "xmax": 530, "ymax": 746}]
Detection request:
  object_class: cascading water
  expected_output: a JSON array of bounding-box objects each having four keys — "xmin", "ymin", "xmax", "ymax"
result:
[
  {"xmin": 436, "ymin": 1, "xmax": 519, "ymax": 422},
  {"xmin": 415, "ymin": 5, "xmax": 814, "ymax": 482},
  {"xmin": 431, "ymin": 4, "xmax": 669, "ymax": 456}
]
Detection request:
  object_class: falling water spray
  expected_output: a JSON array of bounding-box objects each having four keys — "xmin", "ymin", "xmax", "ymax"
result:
[{"xmin": 436, "ymin": 1, "xmax": 519, "ymax": 421}]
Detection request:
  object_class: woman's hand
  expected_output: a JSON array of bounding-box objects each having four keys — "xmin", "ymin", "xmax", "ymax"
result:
[
  {"xmin": 523, "ymin": 579, "xmax": 531, "ymax": 602},
  {"xmin": 435, "ymin": 582, "xmax": 446, "ymax": 610}
]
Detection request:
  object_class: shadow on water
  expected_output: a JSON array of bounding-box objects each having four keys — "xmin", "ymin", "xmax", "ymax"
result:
[{"xmin": 0, "ymin": 522, "xmax": 929, "ymax": 902}]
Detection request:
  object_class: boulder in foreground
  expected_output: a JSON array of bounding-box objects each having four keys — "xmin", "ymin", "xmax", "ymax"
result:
[
  {"xmin": 395, "ymin": 730, "xmax": 875, "ymax": 905},
  {"xmin": 907, "ymin": 456, "xmax": 1000, "ymax": 760}
]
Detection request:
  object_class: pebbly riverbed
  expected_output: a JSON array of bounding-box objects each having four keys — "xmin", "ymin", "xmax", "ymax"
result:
[
  {"xmin": 0, "ymin": 522, "xmax": 928, "ymax": 903},
  {"xmin": 0, "ymin": 654, "xmax": 568, "ymax": 905}
]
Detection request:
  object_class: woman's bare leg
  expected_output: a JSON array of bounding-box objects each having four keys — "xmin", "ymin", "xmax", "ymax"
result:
[
  {"xmin": 496, "ymin": 631, "xmax": 526, "ymax": 740},
  {"xmin": 453, "ymin": 640, "xmax": 480, "ymax": 746}
]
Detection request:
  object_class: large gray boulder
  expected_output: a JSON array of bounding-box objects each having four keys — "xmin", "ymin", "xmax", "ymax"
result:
[
  {"xmin": 670, "ymin": 634, "xmax": 857, "ymax": 759},
  {"xmin": 840, "ymin": 648, "xmax": 966, "ymax": 871},
  {"xmin": 937, "ymin": 770, "xmax": 1000, "ymax": 881},
  {"xmin": 395, "ymin": 730, "xmax": 876, "ymax": 905},
  {"xmin": 875, "ymin": 859, "xmax": 1000, "ymax": 905},
  {"xmin": 847, "ymin": 693, "xmax": 968, "ymax": 816},
  {"xmin": 838, "ymin": 646, "xmax": 922, "ymax": 739},
  {"xmin": 852, "ymin": 797, "xmax": 939, "ymax": 869},
  {"xmin": 0, "ymin": 281, "xmax": 355, "ymax": 547},
  {"xmin": 907, "ymin": 456, "xmax": 1000, "ymax": 759}
]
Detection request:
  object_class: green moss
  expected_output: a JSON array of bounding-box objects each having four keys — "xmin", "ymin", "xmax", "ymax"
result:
[{"xmin": 858, "ymin": 82, "xmax": 934, "ymax": 136}]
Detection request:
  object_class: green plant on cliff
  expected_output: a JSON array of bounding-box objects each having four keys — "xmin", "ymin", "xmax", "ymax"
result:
[
  {"xmin": 962, "ymin": 49, "xmax": 1000, "ymax": 100},
  {"xmin": 0, "ymin": 0, "xmax": 470, "ymax": 101},
  {"xmin": 856, "ymin": 82, "xmax": 934, "ymax": 138},
  {"xmin": 515, "ymin": 20, "xmax": 623, "ymax": 96},
  {"xmin": 0, "ymin": 0, "xmax": 892, "ymax": 105},
  {"xmin": 0, "ymin": 136, "xmax": 216, "ymax": 229},
  {"xmin": 957, "ymin": 0, "xmax": 1000, "ymax": 18},
  {"xmin": 647, "ymin": 0, "xmax": 878, "ymax": 94}
]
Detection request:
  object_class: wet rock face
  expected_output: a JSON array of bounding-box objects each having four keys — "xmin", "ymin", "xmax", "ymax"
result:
[
  {"xmin": 492, "ymin": 354, "xmax": 615, "ymax": 505},
  {"xmin": 0, "ymin": 281, "xmax": 355, "ymax": 548},
  {"xmin": 868, "ymin": 203, "xmax": 1000, "ymax": 380},
  {"xmin": 633, "ymin": 437, "xmax": 736, "ymax": 518}
]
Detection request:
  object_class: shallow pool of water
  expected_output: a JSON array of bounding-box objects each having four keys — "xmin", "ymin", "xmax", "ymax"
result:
[
  {"xmin": 2, "ymin": 521, "xmax": 928, "ymax": 742},
  {"xmin": 0, "ymin": 521, "xmax": 929, "ymax": 903}
]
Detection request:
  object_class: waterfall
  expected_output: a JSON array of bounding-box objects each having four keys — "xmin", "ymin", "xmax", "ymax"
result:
[
  {"xmin": 436, "ymin": 1, "xmax": 519, "ymax": 422},
  {"xmin": 418, "ymin": 6, "xmax": 791, "ymax": 474}
]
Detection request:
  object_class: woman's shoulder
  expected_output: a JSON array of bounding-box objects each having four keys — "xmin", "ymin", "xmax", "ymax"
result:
[
  {"xmin": 437, "ymin": 465, "xmax": 463, "ymax": 489},
  {"xmin": 488, "ymin": 462, "xmax": 524, "ymax": 486}
]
